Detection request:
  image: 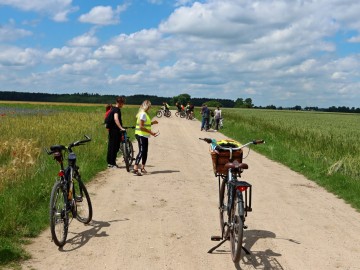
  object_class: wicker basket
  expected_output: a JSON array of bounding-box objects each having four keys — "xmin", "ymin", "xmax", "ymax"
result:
[{"xmin": 210, "ymin": 149, "xmax": 243, "ymax": 175}]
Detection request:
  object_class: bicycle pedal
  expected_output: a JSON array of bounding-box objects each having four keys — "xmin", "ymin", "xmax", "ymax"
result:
[{"xmin": 211, "ymin": 236, "xmax": 222, "ymax": 241}]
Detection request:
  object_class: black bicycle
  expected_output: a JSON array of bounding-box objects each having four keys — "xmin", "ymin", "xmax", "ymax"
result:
[
  {"xmin": 119, "ymin": 127, "xmax": 135, "ymax": 172},
  {"xmin": 46, "ymin": 135, "xmax": 93, "ymax": 247},
  {"xmin": 200, "ymin": 138, "xmax": 264, "ymax": 263},
  {"xmin": 175, "ymin": 110, "xmax": 186, "ymax": 118}
]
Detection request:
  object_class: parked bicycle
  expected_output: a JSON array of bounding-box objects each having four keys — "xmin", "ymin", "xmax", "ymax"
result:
[
  {"xmin": 156, "ymin": 106, "xmax": 171, "ymax": 118},
  {"xmin": 200, "ymin": 137, "xmax": 264, "ymax": 263},
  {"xmin": 210, "ymin": 118, "xmax": 224, "ymax": 130},
  {"xmin": 46, "ymin": 135, "xmax": 93, "ymax": 247},
  {"xmin": 118, "ymin": 126, "xmax": 135, "ymax": 172}
]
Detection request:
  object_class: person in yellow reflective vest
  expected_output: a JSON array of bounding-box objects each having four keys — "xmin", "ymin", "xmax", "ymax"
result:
[{"xmin": 133, "ymin": 100, "xmax": 159, "ymax": 176}]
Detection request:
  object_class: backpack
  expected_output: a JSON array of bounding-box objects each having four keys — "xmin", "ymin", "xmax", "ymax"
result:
[{"xmin": 104, "ymin": 108, "xmax": 115, "ymax": 129}]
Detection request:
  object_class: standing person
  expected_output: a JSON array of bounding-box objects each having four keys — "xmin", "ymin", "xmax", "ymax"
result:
[
  {"xmin": 200, "ymin": 104, "xmax": 210, "ymax": 131},
  {"xmin": 133, "ymin": 100, "xmax": 159, "ymax": 176},
  {"xmin": 214, "ymin": 106, "xmax": 222, "ymax": 131},
  {"xmin": 107, "ymin": 96, "xmax": 126, "ymax": 168}
]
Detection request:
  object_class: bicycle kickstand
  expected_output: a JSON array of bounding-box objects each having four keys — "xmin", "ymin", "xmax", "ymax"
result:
[{"xmin": 207, "ymin": 238, "xmax": 228, "ymax": 254}]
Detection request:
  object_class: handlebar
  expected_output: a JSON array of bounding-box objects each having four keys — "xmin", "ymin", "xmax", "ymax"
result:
[
  {"xmin": 46, "ymin": 135, "xmax": 91, "ymax": 155},
  {"xmin": 123, "ymin": 126, "xmax": 135, "ymax": 129},
  {"xmin": 199, "ymin": 138, "xmax": 265, "ymax": 152}
]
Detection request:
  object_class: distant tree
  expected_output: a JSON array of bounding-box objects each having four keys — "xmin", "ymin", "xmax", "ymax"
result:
[
  {"xmin": 204, "ymin": 100, "xmax": 222, "ymax": 108},
  {"xmin": 234, "ymin": 98, "xmax": 244, "ymax": 108},
  {"xmin": 171, "ymin": 93, "xmax": 191, "ymax": 106},
  {"xmin": 244, "ymin": 98, "xmax": 253, "ymax": 108}
]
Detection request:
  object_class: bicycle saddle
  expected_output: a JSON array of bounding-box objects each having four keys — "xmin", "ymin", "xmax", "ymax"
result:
[{"xmin": 225, "ymin": 160, "xmax": 248, "ymax": 170}]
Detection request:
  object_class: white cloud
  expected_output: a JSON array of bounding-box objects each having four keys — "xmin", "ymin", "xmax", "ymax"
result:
[
  {"xmin": 0, "ymin": 22, "xmax": 32, "ymax": 41},
  {"xmin": 46, "ymin": 46, "xmax": 92, "ymax": 62},
  {"xmin": 51, "ymin": 59, "xmax": 101, "ymax": 75},
  {"xmin": 348, "ymin": 36, "xmax": 360, "ymax": 43},
  {"xmin": 78, "ymin": 5, "xmax": 127, "ymax": 25},
  {"xmin": 68, "ymin": 32, "xmax": 99, "ymax": 47},
  {"xmin": 0, "ymin": 46, "xmax": 40, "ymax": 67},
  {"xmin": 0, "ymin": 0, "xmax": 77, "ymax": 22},
  {"xmin": 2, "ymin": 0, "xmax": 360, "ymax": 107}
]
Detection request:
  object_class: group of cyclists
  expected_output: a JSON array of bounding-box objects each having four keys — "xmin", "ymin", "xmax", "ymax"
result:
[{"xmin": 175, "ymin": 102, "xmax": 195, "ymax": 119}]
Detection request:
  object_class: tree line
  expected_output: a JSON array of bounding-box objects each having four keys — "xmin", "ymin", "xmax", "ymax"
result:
[{"xmin": 0, "ymin": 91, "xmax": 359, "ymax": 113}]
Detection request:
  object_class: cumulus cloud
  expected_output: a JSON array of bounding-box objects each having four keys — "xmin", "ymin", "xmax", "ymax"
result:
[
  {"xmin": 1, "ymin": 0, "xmax": 360, "ymax": 107},
  {"xmin": 68, "ymin": 32, "xmax": 99, "ymax": 47},
  {"xmin": 0, "ymin": 0, "xmax": 78, "ymax": 22},
  {"xmin": 78, "ymin": 5, "xmax": 127, "ymax": 25},
  {"xmin": 0, "ymin": 46, "xmax": 40, "ymax": 67},
  {"xmin": 0, "ymin": 22, "xmax": 32, "ymax": 41}
]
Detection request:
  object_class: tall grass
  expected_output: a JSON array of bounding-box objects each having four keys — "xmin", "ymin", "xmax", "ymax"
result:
[
  {"xmin": 0, "ymin": 102, "xmax": 140, "ymax": 266},
  {"xmin": 215, "ymin": 108, "xmax": 360, "ymax": 210}
]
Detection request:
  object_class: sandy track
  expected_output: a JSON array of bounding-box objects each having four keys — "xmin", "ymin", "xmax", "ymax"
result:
[{"xmin": 21, "ymin": 111, "xmax": 360, "ymax": 270}]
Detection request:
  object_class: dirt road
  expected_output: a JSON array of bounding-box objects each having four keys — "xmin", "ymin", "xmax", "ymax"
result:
[{"xmin": 21, "ymin": 111, "xmax": 360, "ymax": 270}]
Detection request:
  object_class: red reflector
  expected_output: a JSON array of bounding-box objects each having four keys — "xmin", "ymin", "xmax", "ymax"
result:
[
  {"xmin": 58, "ymin": 171, "xmax": 65, "ymax": 177},
  {"xmin": 237, "ymin": 186, "xmax": 248, "ymax": 192}
]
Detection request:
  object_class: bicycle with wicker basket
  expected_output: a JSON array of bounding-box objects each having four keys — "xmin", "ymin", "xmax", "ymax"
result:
[{"xmin": 200, "ymin": 137, "xmax": 265, "ymax": 263}]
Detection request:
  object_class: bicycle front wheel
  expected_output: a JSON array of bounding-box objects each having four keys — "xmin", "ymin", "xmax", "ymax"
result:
[
  {"xmin": 49, "ymin": 180, "xmax": 68, "ymax": 247},
  {"xmin": 73, "ymin": 176, "xmax": 93, "ymax": 224},
  {"xmin": 230, "ymin": 191, "xmax": 245, "ymax": 263}
]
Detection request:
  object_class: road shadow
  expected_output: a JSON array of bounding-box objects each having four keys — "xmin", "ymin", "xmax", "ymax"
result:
[
  {"xmin": 148, "ymin": 170, "xmax": 180, "ymax": 175},
  {"xmin": 59, "ymin": 218, "xmax": 129, "ymax": 252},
  {"xmin": 209, "ymin": 229, "xmax": 295, "ymax": 270}
]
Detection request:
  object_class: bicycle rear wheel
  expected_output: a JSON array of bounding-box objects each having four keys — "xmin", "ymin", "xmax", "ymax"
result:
[
  {"xmin": 156, "ymin": 110, "xmax": 163, "ymax": 118},
  {"xmin": 73, "ymin": 175, "xmax": 93, "ymax": 224},
  {"xmin": 165, "ymin": 110, "xmax": 171, "ymax": 117},
  {"xmin": 122, "ymin": 140, "xmax": 130, "ymax": 172},
  {"xmin": 126, "ymin": 139, "xmax": 134, "ymax": 166},
  {"xmin": 49, "ymin": 180, "xmax": 68, "ymax": 247},
  {"xmin": 230, "ymin": 191, "xmax": 245, "ymax": 263},
  {"xmin": 219, "ymin": 177, "xmax": 229, "ymax": 237}
]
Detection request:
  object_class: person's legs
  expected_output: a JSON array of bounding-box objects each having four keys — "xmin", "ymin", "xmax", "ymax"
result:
[
  {"xmin": 201, "ymin": 117, "xmax": 205, "ymax": 130},
  {"xmin": 141, "ymin": 137, "xmax": 149, "ymax": 171},
  {"xmin": 133, "ymin": 135, "xmax": 146, "ymax": 175},
  {"xmin": 107, "ymin": 129, "xmax": 120, "ymax": 166},
  {"xmin": 215, "ymin": 118, "xmax": 220, "ymax": 130}
]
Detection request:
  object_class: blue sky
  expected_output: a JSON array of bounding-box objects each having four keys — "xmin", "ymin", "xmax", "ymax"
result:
[{"xmin": 0, "ymin": 0, "xmax": 360, "ymax": 108}]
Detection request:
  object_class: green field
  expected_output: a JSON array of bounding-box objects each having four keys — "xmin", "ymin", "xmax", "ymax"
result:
[
  {"xmin": 0, "ymin": 102, "xmax": 142, "ymax": 267},
  {"xmin": 1, "ymin": 102, "xmax": 360, "ymax": 267},
  {"xmin": 216, "ymin": 108, "xmax": 360, "ymax": 210}
]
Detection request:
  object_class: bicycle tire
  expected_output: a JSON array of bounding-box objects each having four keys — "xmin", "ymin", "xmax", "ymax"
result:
[
  {"xmin": 230, "ymin": 190, "xmax": 245, "ymax": 263},
  {"xmin": 122, "ymin": 140, "xmax": 130, "ymax": 172},
  {"xmin": 126, "ymin": 139, "xmax": 134, "ymax": 166},
  {"xmin": 165, "ymin": 110, "xmax": 171, "ymax": 117},
  {"xmin": 73, "ymin": 175, "xmax": 93, "ymax": 224},
  {"xmin": 156, "ymin": 110, "xmax": 163, "ymax": 118},
  {"xmin": 49, "ymin": 180, "xmax": 68, "ymax": 247},
  {"xmin": 219, "ymin": 177, "xmax": 228, "ymax": 237},
  {"xmin": 180, "ymin": 111, "xmax": 186, "ymax": 118}
]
